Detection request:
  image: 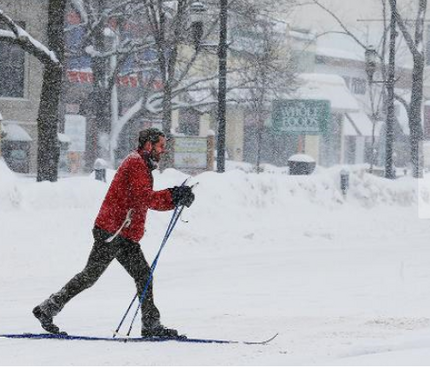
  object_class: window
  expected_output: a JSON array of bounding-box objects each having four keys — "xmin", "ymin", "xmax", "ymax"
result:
[
  {"xmin": 0, "ymin": 21, "xmax": 26, "ymax": 98},
  {"xmin": 351, "ymin": 77, "xmax": 366, "ymax": 95},
  {"xmin": 65, "ymin": 24, "xmax": 91, "ymax": 70},
  {"xmin": 178, "ymin": 108, "xmax": 200, "ymax": 136},
  {"xmin": 315, "ymin": 55, "xmax": 325, "ymax": 64}
]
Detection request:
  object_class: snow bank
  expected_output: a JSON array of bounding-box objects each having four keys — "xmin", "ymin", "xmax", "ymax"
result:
[
  {"xmin": 219, "ymin": 162, "xmax": 417, "ymax": 208},
  {"xmin": 0, "ymin": 158, "xmax": 22, "ymax": 210},
  {"xmin": 0, "ymin": 162, "xmax": 418, "ymax": 212},
  {"xmin": 317, "ymin": 165, "xmax": 418, "ymax": 207}
]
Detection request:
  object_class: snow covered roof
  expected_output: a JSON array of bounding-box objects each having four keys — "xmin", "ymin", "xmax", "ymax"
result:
[
  {"xmin": 288, "ymin": 153, "xmax": 316, "ymax": 163},
  {"xmin": 316, "ymin": 47, "xmax": 364, "ymax": 62},
  {"xmin": 295, "ymin": 73, "xmax": 360, "ymax": 112},
  {"xmin": 1, "ymin": 123, "xmax": 71, "ymax": 143},
  {"xmin": 182, "ymin": 73, "xmax": 362, "ymax": 116},
  {"xmin": 289, "ymin": 29, "xmax": 315, "ymax": 41},
  {"xmin": 58, "ymin": 133, "xmax": 71, "ymax": 143},
  {"xmin": 1, "ymin": 123, "xmax": 32, "ymax": 142}
]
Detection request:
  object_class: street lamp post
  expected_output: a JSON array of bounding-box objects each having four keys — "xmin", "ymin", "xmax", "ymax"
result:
[
  {"xmin": 364, "ymin": 46, "xmax": 378, "ymax": 173},
  {"xmin": 217, "ymin": 0, "xmax": 228, "ymax": 173},
  {"xmin": 190, "ymin": 1, "xmax": 206, "ymax": 50},
  {"xmin": 364, "ymin": 46, "xmax": 377, "ymax": 83}
]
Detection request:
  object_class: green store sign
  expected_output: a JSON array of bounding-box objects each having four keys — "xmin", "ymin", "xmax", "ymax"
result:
[{"xmin": 271, "ymin": 99, "xmax": 331, "ymax": 135}]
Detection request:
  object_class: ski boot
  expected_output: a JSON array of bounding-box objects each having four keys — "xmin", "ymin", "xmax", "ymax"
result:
[
  {"xmin": 32, "ymin": 306, "xmax": 67, "ymax": 335},
  {"xmin": 141, "ymin": 324, "xmax": 186, "ymax": 339}
]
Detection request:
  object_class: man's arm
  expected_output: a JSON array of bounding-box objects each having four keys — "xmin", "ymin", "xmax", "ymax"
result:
[{"xmin": 128, "ymin": 158, "xmax": 175, "ymax": 211}]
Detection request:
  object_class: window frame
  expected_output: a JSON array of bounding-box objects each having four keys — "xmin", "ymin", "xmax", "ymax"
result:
[
  {"xmin": 0, "ymin": 20, "xmax": 28, "ymax": 100},
  {"xmin": 351, "ymin": 77, "xmax": 366, "ymax": 95}
]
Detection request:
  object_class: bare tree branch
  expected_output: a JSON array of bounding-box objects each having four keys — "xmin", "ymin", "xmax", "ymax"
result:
[
  {"xmin": 0, "ymin": 10, "xmax": 59, "ymax": 66},
  {"xmin": 311, "ymin": 0, "xmax": 368, "ymax": 50}
]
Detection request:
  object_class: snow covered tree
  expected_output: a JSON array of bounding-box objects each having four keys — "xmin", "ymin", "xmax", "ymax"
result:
[
  {"xmin": 142, "ymin": 0, "xmax": 297, "ymax": 168},
  {"xmin": 392, "ymin": 0, "xmax": 427, "ymax": 178},
  {"xmin": 308, "ymin": 0, "xmax": 428, "ymax": 178},
  {"xmin": 67, "ymin": 0, "xmax": 298, "ymax": 169},
  {"xmin": 67, "ymin": 0, "xmax": 205, "ymax": 168},
  {"xmin": 37, "ymin": 0, "xmax": 67, "ymax": 182},
  {"xmin": 67, "ymin": 0, "xmax": 153, "ymax": 168},
  {"xmin": 232, "ymin": 5, "xmax": 297, "ymax": 172},
  {"xmin": 141, "ymin": 0, "xmax": 195, "ymax": 168}
]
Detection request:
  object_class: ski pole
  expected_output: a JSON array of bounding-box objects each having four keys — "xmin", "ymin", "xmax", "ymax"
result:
[
  {"xmin": 125, "ymin": 204, "xmax": 186, "ymax": 336},
  {"xmin": 112, "ymin": 205, "xmax": 181, "ymax": 338},
  {"xmin": 112, "ymin": 179, "xmax": 191, "ymax": 338}
]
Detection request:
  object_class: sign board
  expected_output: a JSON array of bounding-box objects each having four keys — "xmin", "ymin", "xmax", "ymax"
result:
[
  {"xmin": 272, "ymin": 99, "xmax": 331, "ymax": 135},
  {"xmin": 65, "ymin": 114, "xmax": 86, "ymax": 152},
  {"xmin": 174, "ymin": 137, "xmax": 207, "ymax": 169}
]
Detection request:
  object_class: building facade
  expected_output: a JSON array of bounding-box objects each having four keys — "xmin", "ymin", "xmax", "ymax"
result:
[{"xmin": 0, "ymin": 0, "xmax": 48, "ymax": 173}]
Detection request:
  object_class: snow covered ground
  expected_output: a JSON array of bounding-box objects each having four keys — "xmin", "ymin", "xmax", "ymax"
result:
[{"xmin": 1, "ymin": 158, "xmax": 430, "ymax": 365}]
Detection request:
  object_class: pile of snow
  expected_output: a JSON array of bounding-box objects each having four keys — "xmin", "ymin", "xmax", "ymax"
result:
[
  {"xmin": 0, "ymin": 158, "xmax": 22, "ymax": 210},
  {"xmin": 221, "ymin": 162, "xmax": 418, "ymax": 208},
  {"xmin": 288, "ymin": 153, "xmax": 316, "ymax": 163},
  {"xmin": 0, "ymin": 164, "xmax": 419, "ymax": 212},
  {"xmin": 346, "ymin": 166, "xmax": 418, "ymax": 207},
  {"xmin": 0, "ymin": 161, "xmax": 420, "ymax": 214}
]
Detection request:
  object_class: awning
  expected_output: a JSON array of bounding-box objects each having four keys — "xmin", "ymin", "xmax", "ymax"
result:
[
  {"xmin": 346, "ymin": 112, "xmax": 378, "ymax": 137},
  {"xmin": 344, "ymin": 115, "xmax": 360, "ymax": 136},
  {"xmin": 1, "ymin": 123, "xmax": 32, "ymax": 142},
  {"xmin": 296, "ymin": 73, "xmax": 360, "ymax": 112}
]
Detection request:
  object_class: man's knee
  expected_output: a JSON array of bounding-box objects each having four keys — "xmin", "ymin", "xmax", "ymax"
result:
[{"xmin": 73, "ymin": 266, "xmax": 105, "ymax": 290}]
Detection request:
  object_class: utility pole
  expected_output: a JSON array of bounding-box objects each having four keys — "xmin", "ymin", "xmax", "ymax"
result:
[
  {"xmin": 217, "ymin": 0, "xmax": 228, "ymax": 173},
  {"xmin": 385, "ymin": 0, "xmax": 397, "ymax": 179}
]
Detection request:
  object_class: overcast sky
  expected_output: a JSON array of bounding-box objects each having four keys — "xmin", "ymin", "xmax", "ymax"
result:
[{"xmin": 287, "ymin": 0, "xmax": 421, "ymax": 67}]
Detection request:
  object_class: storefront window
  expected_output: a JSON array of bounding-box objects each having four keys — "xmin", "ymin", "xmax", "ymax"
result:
[
  {"xmin": 178, "ymin": 108, "xmax": 200, "ymax": 136},
  {"xmin": 351, "ymin": 78, "xmax": 366, "ymax": 95},
  {"xmin": 9, "ymin": 149, "xmax": 27, "ymax": 161}
]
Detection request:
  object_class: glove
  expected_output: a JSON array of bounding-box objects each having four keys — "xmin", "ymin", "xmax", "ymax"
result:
[{"xmin": 170, "ymin": 186, "xmax": 195, "ymax": 208}]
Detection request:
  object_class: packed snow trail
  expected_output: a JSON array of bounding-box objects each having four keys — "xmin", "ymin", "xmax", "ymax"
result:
[{"xmin": 1, "ymin": 160, "xmax": 430, "ymax": 365}]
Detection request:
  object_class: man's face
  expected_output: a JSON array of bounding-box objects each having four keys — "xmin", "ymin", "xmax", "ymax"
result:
[{"xmin": 149, "ymin": 136, "xmax": 167, "ymax": 162}]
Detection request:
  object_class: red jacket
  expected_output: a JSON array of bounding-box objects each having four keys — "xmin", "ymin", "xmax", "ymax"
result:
[{"xmin": 95, "ymin": 149, "xmax": 175, "ymax": 243}]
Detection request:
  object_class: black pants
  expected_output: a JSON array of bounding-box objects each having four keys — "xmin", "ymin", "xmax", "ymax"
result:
[{"xmin": 41, "ymin": 227, "xmax": 160, "ymax": 329}]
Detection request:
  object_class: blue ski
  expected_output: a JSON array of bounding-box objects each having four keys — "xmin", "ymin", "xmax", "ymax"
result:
[{"xmin": 0, "ymin": 332, "xmax": 278, "ymax": 345}]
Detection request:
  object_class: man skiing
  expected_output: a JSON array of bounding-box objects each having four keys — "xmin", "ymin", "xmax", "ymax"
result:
[{"xmin": 33, "ymin": 128, "xmax": 195, "ymax": 338}]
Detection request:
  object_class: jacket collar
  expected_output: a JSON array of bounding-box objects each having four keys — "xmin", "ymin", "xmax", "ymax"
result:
[{"xmin": 137, "ymin": 148, "xmax": 157, "ymax": 171}]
